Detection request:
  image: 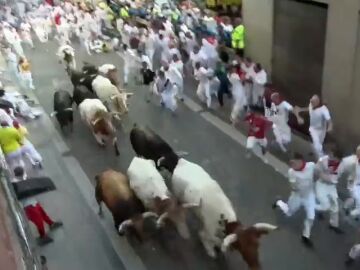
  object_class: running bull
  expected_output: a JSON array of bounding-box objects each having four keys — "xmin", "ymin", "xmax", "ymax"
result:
[
  {"xmin": 79, "ymin": 99, "xmax": 119, "ymax": 156},
  {"xmin": 127, "ymin": 157, "xmax": 191, "ymax": 239},
  {"xmin": 51, "ymin": 90, "xmax": 73, "ymax": 131},
  {"xmin": 91, "ymin": 75, "xmax": 133, "ymax": 119},
  {"xmin": 95, "ymin": 169, "xmax": 156, "ymax": 238},
  {"xmin": 130, "ymin": 126, "xmax": 278, "ymax": 270}
]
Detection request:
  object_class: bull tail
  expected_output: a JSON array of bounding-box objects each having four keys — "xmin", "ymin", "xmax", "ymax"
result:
[
  {"xmin": 113, "ymin": 139, "xmax": 120, "ymax": 156},
  {"xmin": 94, "ymin": 175, "xmax": 102, "ymax": 205}
]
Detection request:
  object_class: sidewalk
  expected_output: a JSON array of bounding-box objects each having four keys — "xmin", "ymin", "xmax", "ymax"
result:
[{"xmin": 0, "ymin": 54, "xmax": 144, "ymax": 270}]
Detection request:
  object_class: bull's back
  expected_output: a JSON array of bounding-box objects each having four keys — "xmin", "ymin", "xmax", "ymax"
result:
[
  {"xmin": 127, "ymin": 157, "xmax": 168, "ymax": 204},
  {"xmin": 97, "ymin": 170, "xmax": 133, "ymax": 208},
  {"xmin": 54, "ymin": 90, "xmax": 72, "ymax": 111},
  {"xmin": 130, "ymin": 126, "xmax": 174, "ymax": 160}
]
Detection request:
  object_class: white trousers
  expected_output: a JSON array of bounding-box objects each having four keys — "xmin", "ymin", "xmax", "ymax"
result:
[
  {"xmin": 21, "ymin": 140, "xmax": 42, "ymax": 165},
  {"xmin": 273, "ymin": 124, "xmax": 291, "ymax": 152},
  {"xmin": 161, "ymin": 90, "xmax": 177, "ymax": 112},
  {"xmin": 231, "ymin": 93, "xmax": 247, "ymax": 122},
  {"xmin": 8, "ymin": 62, "xmax": 19, "ymax": 79},
  {"xmin": 5, "ymin": 149, "xmax": 25, "ymax": 172},
  {"xmin": 21, "ymin": 71, "xmax": 34, "ymax": 89},
  {"xmin": 277, "ymin": 191, "xmax": 315, "ymax": 238},
  {"xmin": 309, "ymin": 126, "xmax": 326, "ymax": 158},
  {"xmin": 34, "ymin": 27, "xmax": 48, "ymax": 43},
  {"xmin": 22, "ymin": 37, "xmax": 34, "ymax": 48},
  {"xmin": 252, "ymin": 85, "xmax": 264, "ymax": 106},
  {"xmin": 12, "ymin": 42, "xmax": 24, "ymax": 57},
  {"xmin": 349, "ymin": 244, "xmax": 360, "ymax": 260},
  {"xmin": 345, "ymin": 184, "xmax": 360, "ymax": 217},
  {"xmin": 315, "ymin": 181, "xmax": 339, "ymax": 227},
  {"xmin": 197, "ymin": 81, "xmax": 211, "ymax": 108}
]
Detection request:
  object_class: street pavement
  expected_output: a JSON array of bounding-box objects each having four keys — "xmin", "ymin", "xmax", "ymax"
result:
[{"xmin": 9, "ymin": 35, "xmax": 360, "ymax": 270}]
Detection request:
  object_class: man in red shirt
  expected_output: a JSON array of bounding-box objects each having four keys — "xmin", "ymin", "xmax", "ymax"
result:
[{"xmin": 245, "ymin": 105, "xmax": 271, "ymax": 161}]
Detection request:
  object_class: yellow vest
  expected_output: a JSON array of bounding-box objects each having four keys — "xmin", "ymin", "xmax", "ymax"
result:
[
  {"xmin": 120, "ymin": 7, "xmax": 130, "ymax": 18},
  {"xmin": 231, "ymin": 24, "xmax": 245, "ymax": 49},
  {"xmin": 0, "ymin": 127, "xmax": 22, "ymax": 155}
]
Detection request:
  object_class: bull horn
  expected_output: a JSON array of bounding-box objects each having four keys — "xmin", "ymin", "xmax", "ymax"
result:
[
  {"xmin": 221, "ymin": 233, "xmax": 238, "ymax": 253},
  {"xmin": 253, "ymin": 223, "xmax": 278, "ymax": 232},
  {"xmin": 50, "ymin": 111, "xmax": 57, "ymax": 117},
  {"xmin": 175, "ymin": 151, "xmax": 189, "ymax": 157},
  {"xmin": 156, "ymin": 212, "xmax": 169, "ymax": 228},
  {"xmin": 118, "ymin": 219, "xmax": 134, "ymax": 235},
  {"xmin": 65, "ymin": 108, "xmax": 73, "ymax": 111},
  {"xmin": 126, "ymin": 92, "xmax": 134, "ymax": 97},
  {"xmin": 182, "ymin": 202, "xmax": 200, "ymax": 209},
  {"xmin": 157, "ymin": 156, "xmax": 165, "ymax": 167},
  {"xmin": 91, "ymin": 118, "xmax": 101, "ymax": 126},
  {"xmin": 142, "ymin": 212, "xmax": 159, "ymax": 219}
]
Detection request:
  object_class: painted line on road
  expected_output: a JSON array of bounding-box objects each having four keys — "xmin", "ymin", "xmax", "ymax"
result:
[
  {"xmin": 197, "ymin": 111, "xmax": 289, "ymax": 177},
  {"xmin": 182, "ymin": 96, "xmax": 203, "ymax": 112}
]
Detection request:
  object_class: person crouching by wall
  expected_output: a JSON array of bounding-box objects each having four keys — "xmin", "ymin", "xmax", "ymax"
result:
[
  {"xmin": 0, "ymin": 121, "xmax": 25, "ymax": 172},
  {"xmin": 13, "ymin": 120, "xmax": 43, "ymax": 169},
  {"xmin": 14, "ymin": 167, "xmax": 63, "ymax": 245}
]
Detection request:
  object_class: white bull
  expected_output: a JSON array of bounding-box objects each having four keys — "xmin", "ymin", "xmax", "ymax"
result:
[
  {"xmin": 79, "ymin": 98, "xmax": 119, "ymax": 156},
  {"xmin": 169, "ymin": 158, "xmax": 277, "ymax": 269},
  {"xmin": 91, "ymin": 75, "xmax": 133, "ymax": 119},
  {"xmin": 127, "ymin": 157, "xmax": 191, "ymax": 239}
]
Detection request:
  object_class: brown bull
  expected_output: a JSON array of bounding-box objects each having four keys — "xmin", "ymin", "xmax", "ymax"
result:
[{"xmin": 95, "ymin": 169, "xmax": 158, "ymax": 238}]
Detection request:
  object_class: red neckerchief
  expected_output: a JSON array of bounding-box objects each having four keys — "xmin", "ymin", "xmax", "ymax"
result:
[
  {"xmin": 294, "ymin": 161, "xmax": 306, "ymax": 171},
  {"xmin": 328, "ymin": 159, "xmax": 340, "ymax": 174}
]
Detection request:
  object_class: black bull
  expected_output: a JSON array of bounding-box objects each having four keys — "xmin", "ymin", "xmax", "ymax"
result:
[
  {"xmin": 53, "ymin": 90, "xmax": 73, "ymax": 131},
  {"xmin": 129, "ymin": 125, "xmax": 179, "ymax": 173}
]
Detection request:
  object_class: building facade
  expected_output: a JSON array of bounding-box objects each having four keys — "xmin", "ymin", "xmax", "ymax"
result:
[{"xmin": 243, "ymin": 0, "xmax": 360, "ymax": 151}]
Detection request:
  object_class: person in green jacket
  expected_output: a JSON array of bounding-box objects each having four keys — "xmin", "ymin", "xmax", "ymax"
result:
[{"xmin": 232, "ymin": 18, "xmax": 245, "ymax": 57}]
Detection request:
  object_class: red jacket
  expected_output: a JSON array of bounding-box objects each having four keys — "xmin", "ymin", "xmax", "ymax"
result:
[
  {"xmin": 245, "ymin": 113, "xmax": 271, "ymax": 139},
  {"xmin": 54, "ymin": 13, "xmax": 61, "ymax": 26}
]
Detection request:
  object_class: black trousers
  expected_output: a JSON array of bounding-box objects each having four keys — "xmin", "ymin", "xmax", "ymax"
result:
[{"xmin": 217, "ymin": 85, "xmax": 231, "ymax": 107}]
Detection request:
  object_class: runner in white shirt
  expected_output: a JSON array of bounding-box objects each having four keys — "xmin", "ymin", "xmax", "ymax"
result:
[
  {"xmin": 169, "ymin": 54, "xmax": 184, "ymax": 101},
  {"xmin": 337, "ymin": 145, "xmax": 360, "ymax": 219},
  {"xmin": 273, "ymin": 153, "xmax": 318, "ymax": 247},
  {"xmin": 118, "ymin": 44, "xmax": 140, "ymax": 86},
  {"xmin": 315, "ymin": 151, "xmax": 343, "ymax": 233},
  {"xmin": 20, "ymin": 21, "xmax": 34, "ymax": 49},
  {"xmin": 241, "ymin": 57, "xmax": 255, "ymax": 105},
  {"xmin": 189, "ymin": 45, "xmax": 207, "ymax": 72},
  {"xmin": 248, "ymin": 63, "xmax": 267, "ymax": 106},
  {"xmin": 294, "ymin": 95, "xmax": 333, "ymax": 158},
  {"xmin": 265, "ymin": 92, "xmax": 294, "ymax": 152},
  {"xmin": 194, "ymin": 62, "xmax": 212, "ymax": 108},
  {"xmin": 229, "ymin": 65, "xmax": 247, "ymax": 123}
]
